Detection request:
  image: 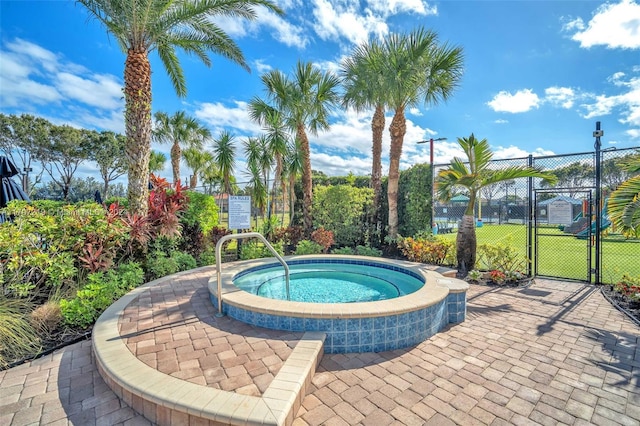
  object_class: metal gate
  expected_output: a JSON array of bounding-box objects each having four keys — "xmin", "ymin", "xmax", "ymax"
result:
[{"xmin": 534, "ymin": 189, "xmax": 597, "ymax": 282}]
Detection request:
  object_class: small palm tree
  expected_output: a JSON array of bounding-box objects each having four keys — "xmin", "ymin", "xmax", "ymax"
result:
[
  {"xmin": 77, "ymin": 0, "xmax": 282, "ymax": 216},
  {"xmin": 153, "ymin": 111, "xmax": 210, "ymax": 185},
  {"xmin": 213, "ymin": 130, "xmax": 236, "ymax": 195},
  {"xmin": 255, "ymin": 61, "xmax": 341, "ymax": 235},
  {"xmin": 284, "ymin": 138, "xmax": 304, "ymax": 224},
  {"xmin": 182, "ymin": 147, "xmax": 214, "ymax": 189},
  {"xmin": 148, "ymin": 150, "xmax": 167, "ymax": 174},
  {"xmin": 608, "ymin": 154, "xmax": 640, "ymax": 236},
  {"xmin": 436, "ymin": 134, "xmax": 557, "ymax": 276}
]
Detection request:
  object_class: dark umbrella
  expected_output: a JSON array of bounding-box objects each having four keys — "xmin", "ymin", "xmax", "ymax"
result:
[
  {"xmin": 0, "ymin": 156, "xmax": 20, "ymax": 178},
  {"xmin": 0, "ymin": 156, "xmax": 30, "ymax": 209}
]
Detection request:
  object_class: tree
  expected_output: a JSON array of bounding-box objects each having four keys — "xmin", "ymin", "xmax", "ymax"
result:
[
  {"xmin": 543, "ymin": 161, "xmax": 594, "ymax": 197},
  {"xmin": 284, "ymin": 138, "xmax": 303, "ymax": 224},
  {"xmin": 382, "ymin": 28, "xmax": 464, "ymax": 238},
  {"xmin": 182, "ymin": 147, "xmax": 214, "ymax": 189},
  {"xmin": 77, "ymin": 0, "xmax": 282, "ymax": 216},
  {"xmin": 254, "ymin": 61, "xmax": 341, "ymax": 235},
  {"xmin": 248, "ymin": 100, "xmax": 290, "ymax": 218},
  {"xmin": 0, "ymin": 114, "xmax": 50, "ymax": 192},
  {"xmin": 436, "ymin": 134, "xmax": 556, "ymax": 276},
  {"xmin": 608, "ymin": 153, "xmax": 640, "ymax": 236},
  {"xmin": 34, "ymin": 125, "xmax": 92, "ymax": 201},
  {"xmin": 212, "ymin": 130, "xmax": 236, "ymax": 195},
  {"xmin": 341, "ymin": 38, "xmax": 387, "ymax": 242},
  {"xmin": 149, "ymin": 150, "xmax": 167, "ymax": 174},
  {"xmin": 602, "ymin": 153, "xmax": 640, "ymax": 192},
  {"xmin": 153, "ymin": 111, "xmax": 210, "ymax": 185},
  {"xmin": 89, "ymin": 130, "xmax": 128, "ymax": 198}
]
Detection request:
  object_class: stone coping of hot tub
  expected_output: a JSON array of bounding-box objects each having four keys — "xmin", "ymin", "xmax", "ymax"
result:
[
  {"xmin": 209, "ymin": 255, "xmax": 467, "ymax": 319},
  {"xmin": 92, "ymin": 267, "xmax": 326, "ymax": 426}
]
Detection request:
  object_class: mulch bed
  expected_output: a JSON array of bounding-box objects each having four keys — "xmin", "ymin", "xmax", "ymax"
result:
[{"xmin": 600, "ymin": 285, "xmax": 640, "ymax": 326}]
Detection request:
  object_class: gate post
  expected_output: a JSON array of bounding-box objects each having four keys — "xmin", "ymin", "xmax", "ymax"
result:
[
  {"xmin": 527, "ymin": 154, "xmax": 534, "ymax": 278},
  {"xmin": 593, "ymin": 122, "xmax": 603, "ymax": 284}
]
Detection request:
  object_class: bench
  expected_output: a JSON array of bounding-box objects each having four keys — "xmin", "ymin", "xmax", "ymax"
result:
[{"xmin": 437, "ymin": 222, "xmax": 454, "ymax": 234}]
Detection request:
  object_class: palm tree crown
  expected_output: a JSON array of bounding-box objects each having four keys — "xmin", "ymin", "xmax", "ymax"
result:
[{"xmin": 77, "ymin": 0, "xmax": 282, "ymax": 215}]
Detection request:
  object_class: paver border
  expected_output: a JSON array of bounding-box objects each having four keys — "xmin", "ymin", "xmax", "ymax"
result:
[{"xmin": 92, "ymin": 266, "xmax": 325, "ymax": 426}]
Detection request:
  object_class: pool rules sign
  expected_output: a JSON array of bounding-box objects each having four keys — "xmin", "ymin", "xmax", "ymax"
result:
[{"xmin": 228, "ymin": 195, "xmax": 251, "ymax": 230}]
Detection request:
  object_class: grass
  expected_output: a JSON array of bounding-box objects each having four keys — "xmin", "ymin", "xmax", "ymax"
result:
[{"xmin": 437, "ymin": 223, "xmax": 640, "ymax": 283}]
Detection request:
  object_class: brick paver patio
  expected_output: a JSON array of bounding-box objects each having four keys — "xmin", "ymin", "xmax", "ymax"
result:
[{"xmin": 1, "ymin": 271, "xmax": 638, "ymax": 425}]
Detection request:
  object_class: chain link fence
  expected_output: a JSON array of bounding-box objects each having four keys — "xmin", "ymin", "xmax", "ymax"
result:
[{"xmin": 434, "ymin": 146, "xmax": 639, "ymax": 284}]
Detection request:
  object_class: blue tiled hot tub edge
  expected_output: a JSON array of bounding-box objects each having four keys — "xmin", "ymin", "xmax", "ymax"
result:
[{"xmin": 209, "ymin": 291, "xmax": 467, "ymax": 353}]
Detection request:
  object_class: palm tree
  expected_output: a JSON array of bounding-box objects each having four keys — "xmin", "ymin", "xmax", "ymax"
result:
[
  {"xmin": 77, "ymin": 0, "xmax": 282, "ymax": 216},
  {"xmin": 283, "ymin": 138, "xmax": 304, "ymax": 224},
  {"xmin": 213, "ymin": 130, "xmax": 236, "ymax": 195},
  {"xmin": 182, "ymin": 147, "xmax": 214, "ymax": 189},
  {"xmin": 248, "ymin": 100, "xmax": 290, "ymax": 218},
  {"xmin": 436, "ymin": 134, "xmax": 557, "ymax": 276},
  {"xmin": 341, "ymin": 38, "xmax": 387, "ymax": 241},
  {"xmin": 608, "ymin": 154, "xmax": 640, "ymax": 236},
  {"xmin": 148, "ymin": 150, "xmax": 167, "ymax": 174},
  {"xmin": 153, "ymin": 111, "xmax": 210, "ymax": 185},
  {"xmin": 382, "ymin": 28, "xmax": 464, "ymax": 238},
  {"xmin": 254, "ymin": 61, "xmax": 341, "ymax": 235}
]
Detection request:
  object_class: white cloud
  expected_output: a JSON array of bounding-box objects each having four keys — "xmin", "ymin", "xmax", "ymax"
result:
[
  {"xmin": 627, "ymin": 129, "xmax": 640, "ymax": 138},
  {"xmin": 491, "ymin": 145, "xmax": 555, "ymax": 160},
  {"xmin": 254, "ymin": 59, "xmax": 272, "ymax": 73},
  {"xmin": 312, "ymin": 0, "xmax": 389, "ymax": 45},
  {"xmin": 580, "ymin": 71, "xmax": 640, "ymax": 126},
  {"xmin": 194, "ymin": 101, "xmax": 262, "ymax": 135},
  {"xmin": 565, "ymin": 0, "xmax": 640, "ymax": 49},
  {"xmin": 409, "ymin": 107, "xmax": 423, "ymax": 116},
  {"xmin": 367, "ymin": 0, "xmax": 437, "ymax": 16},
  {"xmin": 494, "ymin": 119, "xmax": 509, "ymax": 124},
  {"xmin": 311, "ymin": 151, "xmax": 373, "ymax": 176},
  {"xmin": 55, "ymin": 72, "xmax": 122, "ymax": 110},
  {"xmin": 487, "ymin": 89, "xmax": 540, "ymax": 113},
  {"xmin": 545, "ymin": 87, "xmax": 576, "ymax": 109}
]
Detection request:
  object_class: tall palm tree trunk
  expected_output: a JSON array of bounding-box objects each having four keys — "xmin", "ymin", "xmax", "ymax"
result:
[
  {"xmin": 124, "ymin": 49, "xmax": 152, "ymax": 216},
  {"xmin": 297, "ymin": 125, "xmax": 313, "ymax": 236},
  {"xmin": 371, "ymin": 104, "xmax": 385, "ymax": 240},
  {"xmin": 288, "ymin": 175, "xmax": 296, "ymax": 224},
  {"xmin": 171, "ymin": 142, "xmax": 181, "ymax": 185},
  {"xmin": 387, "ymin": 107, "xmax": 406, "ymax": 238},
  {"xmin": 271, "ymin": 156, "xmax": 282, "ymax": 220}
]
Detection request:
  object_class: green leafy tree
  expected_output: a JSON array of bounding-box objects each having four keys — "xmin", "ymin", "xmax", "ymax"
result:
[
  {"xmin": 34, "ymin": 125, "xmax": 92, "ymax": 201},
  {"xmin": 341, "ymin": 38, "xmax": 387, "ymax": 241},
  {"xmin": 254, "ymin": 61, "xmax": 341, "ymax": 236},
  {"xmin": 77, "ymin": 0, "xmax": 282, "ymax": 216},
  {"xmin": 0, "ymin": 114, "xmax": 50, "ymax": 193},
  {"xmin": 542, "ymin": 161, "xmax": 594, "ymax": 197},
  {"xmin": 397, "ymin": 163, "xmax": 431, "ymax": 237},
  {"xmin": 313, "ymin": 185, "xmax": 373, "ymax": 247},
  {"xmin": 89, "ymin": 130, "xmax": 128, "ymax": 198},
  {"xmin": 153, "ymin": 111, "xmax": 211, "ymax": 185},
  {"xmin": 436, "ymin": 134, "xmax": 556, "ymax": 276},
  {"xmin": 284, "ymin": 138, "xmax": 304, "ymax": 224},
  {"xmin": 383, "ymin": 28, "xmax": 464, "ymax": 238}
]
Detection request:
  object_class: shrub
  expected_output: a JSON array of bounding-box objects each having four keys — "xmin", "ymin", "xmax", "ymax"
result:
[
  {"xmin": 477, "ymin": 238, "xmax": 528, "ymax": 277},
  {"xmin": 181, "ymin": 191, "xmax": 219, "ymax": 234},
  {"xmin": 355, "ymin": 245, "xmax": 382, "ymax": 257},
  {"xmin": 60, "ymin": 262, "xmax": 143, "ymax": 328},
  {"xmin": 489, "ymin": 270, "xmax": 506, "ymax": 285},
  {"xmin": 172, "ymin": 251, "xmax": 197, "ymax": 272},
  {"xmin": 397, "ymin": 236, "xmax": 455, "ymax": 266},
  {"xmin": 198, "ymin": 248, "xmax": 217, "ymax": 266},
  {"xmin": 311, "ymin": 227, "xmax": 334, "ymax": 253},
  {"xmin": 273, "ymin": 226, "xmax": 304, "ymax": 251},
  {"xmin": 239, "ymin": 240, "xmax": 284, "ymax": 260},
  {"xmin": 0, "ymin": 297, "xmax": 41, "ymax": 368},
  {"xmin": 313, "ymin": 185, "xmax": 373, "ymax": 247},
  {"xmin": 332, "ymin": 247, "xmax": 355, "ymax": 255},
  {"xmin": 466, "ymin": 270, "xmax": 483, "ymax": 282},
  {"xmin": 614, "ymin": 274, "xmax": 640, "ymax": 302},
  {"xmin": 206, "ymin": 226, "xmax": 232, "ymax": 251},
  {"xmin": 294, "ymin": 240, "xmax": 324, "ymax": 255},
  {"xmin": 178, "ymin": 222, "xmax": 205, "ymax": 259},
  {"xmin": 29, "ymin": 301, "xmax": 62, "ymax": 337},
  {"xmin": 146, "ymin": 250, "xmax": 179, "ymax": 279}
]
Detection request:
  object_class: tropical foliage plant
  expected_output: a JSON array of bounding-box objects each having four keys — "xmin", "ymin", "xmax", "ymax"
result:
[{"xmin": 608, "ymin": 154, "xmax": 640, "ymax": 237}]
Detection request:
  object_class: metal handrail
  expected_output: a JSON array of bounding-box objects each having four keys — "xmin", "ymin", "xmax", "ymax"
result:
[{"xmin": 215, "ymin": 232, "xmax": 290, "ymax": 317}]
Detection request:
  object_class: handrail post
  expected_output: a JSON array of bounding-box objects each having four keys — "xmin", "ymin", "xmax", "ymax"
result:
[{"xmin": 215, "ymin": 232, "xmax": 290, "ymax": 317}]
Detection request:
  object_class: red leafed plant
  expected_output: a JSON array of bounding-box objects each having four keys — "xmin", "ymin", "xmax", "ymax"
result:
[
  {"xmin": 311, "ymin": 227, "xmax": 334, "ymax": 253},
  {"xmin": 147, "ymin": 174, "xmax": 188, "ymax": 238},
  {"xmin": 78, "ymin": 242, "xmax": 113, "ymax": 273}
]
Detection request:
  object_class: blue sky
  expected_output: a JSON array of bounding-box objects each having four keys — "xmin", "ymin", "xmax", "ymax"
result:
[{"xmin": 1, "ymin": 0, "xmax": 639, "ymax": 183}]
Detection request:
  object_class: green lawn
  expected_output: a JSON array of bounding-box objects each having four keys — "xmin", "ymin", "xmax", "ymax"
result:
[{"xmin": 437, "ymin": 223, "xmax": 640, "ymax": 283}]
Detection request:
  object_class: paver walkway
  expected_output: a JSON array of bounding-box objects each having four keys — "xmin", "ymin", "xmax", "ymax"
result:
[{"xmin": 1, "ymin": 273, "xmax": 638, "ymax": 425}]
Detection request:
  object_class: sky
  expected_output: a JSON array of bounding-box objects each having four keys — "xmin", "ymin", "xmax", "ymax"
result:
[{"xmin": 1, "ymin": 0, "xmax": 639, "ymax": 186}]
